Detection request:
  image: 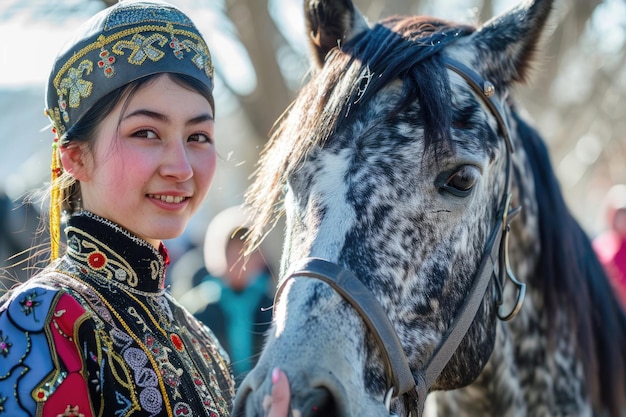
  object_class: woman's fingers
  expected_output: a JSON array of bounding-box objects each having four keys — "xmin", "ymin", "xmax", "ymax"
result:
[{"xmin": 267, "ymin": 368, "xmax": 292, "ymax": 417}]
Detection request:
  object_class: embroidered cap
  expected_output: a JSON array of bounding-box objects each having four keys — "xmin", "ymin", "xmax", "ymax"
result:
[{"xmin": 44, "ymin": 0, "xmax": 214, "ymax": 141}]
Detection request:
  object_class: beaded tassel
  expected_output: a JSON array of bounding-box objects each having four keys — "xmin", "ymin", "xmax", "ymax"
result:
[{"xmin": 50, "ymin": 134, "xmax": 62, "ymax": 261}]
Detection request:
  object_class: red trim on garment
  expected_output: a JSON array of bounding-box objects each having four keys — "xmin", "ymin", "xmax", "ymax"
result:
[{"xmin": 43, "ymin": 293, "xmax": 94, "ymax": 417}]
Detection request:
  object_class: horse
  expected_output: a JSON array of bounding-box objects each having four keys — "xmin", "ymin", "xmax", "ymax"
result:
[{"xmin": 233, "ymin": 0, "xmax": 626, "ymax": 416}]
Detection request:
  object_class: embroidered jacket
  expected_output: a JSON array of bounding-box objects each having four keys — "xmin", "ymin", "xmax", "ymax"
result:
[{"xmin": 0, "ymin": 211, "xmax": 235, "ymax": 417}]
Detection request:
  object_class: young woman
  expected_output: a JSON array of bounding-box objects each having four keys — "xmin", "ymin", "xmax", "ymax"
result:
[{"xmin": 0, "ymin": 1, "xmax": 289, "ymax": 416}]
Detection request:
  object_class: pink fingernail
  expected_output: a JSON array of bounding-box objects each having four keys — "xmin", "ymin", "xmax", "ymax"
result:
[{"xmin": 271, "ymin": 368, "xmax": 280, "ymax": 384}]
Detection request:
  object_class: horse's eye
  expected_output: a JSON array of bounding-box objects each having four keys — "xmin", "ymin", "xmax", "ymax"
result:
[{"xmin": 442, "ymin": 165, "xmax": 480, "ymax": 197}]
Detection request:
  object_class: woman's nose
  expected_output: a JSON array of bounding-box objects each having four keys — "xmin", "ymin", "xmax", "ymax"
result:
[{"xmin": 160, "ymin": 140, "xmax": 193, "ymax": 181}]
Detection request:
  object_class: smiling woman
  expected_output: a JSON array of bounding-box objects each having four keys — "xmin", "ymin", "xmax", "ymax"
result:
[{"xmin": 0, "ymin": 1, "xmax": 290, "ymax": 416}]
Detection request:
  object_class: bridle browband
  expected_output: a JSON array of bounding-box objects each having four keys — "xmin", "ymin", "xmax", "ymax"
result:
[{"xmin": 273, "ymin": 57, "xmax": 526, "ymax": 417}]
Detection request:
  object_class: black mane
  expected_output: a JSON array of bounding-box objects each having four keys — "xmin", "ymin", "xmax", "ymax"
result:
[
  {"xmin": 335, "ymin": 19, "xmax": 475, "ymax": 151},
  {"xmin": 516, "ymin": 110, "xmax": 626, "ymax": 413}
]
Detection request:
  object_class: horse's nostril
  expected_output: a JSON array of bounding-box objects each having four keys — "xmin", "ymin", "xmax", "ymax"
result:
[
  {"xmin": 231, "ymin": 384, "xmax": 252, "ymax": 417},
  {"xmin": 297, "ymin": 387, "xmax": 337, "ymax": 417}
]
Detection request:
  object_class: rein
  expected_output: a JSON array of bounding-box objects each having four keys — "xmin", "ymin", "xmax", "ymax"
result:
[{"xmin": 274, "ymin": 57, "xmax": 526, "ymax": 417}]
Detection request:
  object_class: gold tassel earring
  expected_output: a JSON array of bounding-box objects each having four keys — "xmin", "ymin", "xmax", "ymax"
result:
[{"xmin": 50, "ymin": 135, "xmax": 62, "ymax": 262}]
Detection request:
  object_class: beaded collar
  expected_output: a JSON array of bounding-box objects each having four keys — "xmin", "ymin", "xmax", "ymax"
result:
[{"xmin": 62, "ymin": 211, "xmax": 169, "ymax": 295}]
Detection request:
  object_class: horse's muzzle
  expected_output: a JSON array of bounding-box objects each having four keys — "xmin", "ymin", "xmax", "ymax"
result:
[
  {"xmin": 233, "ymin": 377, "xmax": 338, "ymax": 417},
  {"xmin": 232, "ymin": 364, "xmax": 388, "ymax": 417}
]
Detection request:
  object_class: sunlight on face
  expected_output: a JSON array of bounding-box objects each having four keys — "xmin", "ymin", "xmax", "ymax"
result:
[{"xmin": 78, "ymin": 75, "xmax": 216, "ymax": 247}]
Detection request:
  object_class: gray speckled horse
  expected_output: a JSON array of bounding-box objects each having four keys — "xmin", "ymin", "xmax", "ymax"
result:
[{"xmin": 234, "ymin": 0, "xmax": 626, "ymax": 416}]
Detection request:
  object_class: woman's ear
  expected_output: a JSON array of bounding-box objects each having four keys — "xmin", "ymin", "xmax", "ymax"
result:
[{"xmin": 59, "ymin": 143, "xmax": 90, "ymax": 181}]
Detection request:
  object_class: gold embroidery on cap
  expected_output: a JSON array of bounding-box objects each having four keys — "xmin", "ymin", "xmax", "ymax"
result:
[
  {"xmin": 52, "ymin": 25, "xmax": 213, "ymax": 89},
  {"xmin": 58, "ymin": 60, "xmax": 93, "ymax": 108},
  {"xmin": 112, "ymin": 33, "xmax": 168, "ymax": 65}
]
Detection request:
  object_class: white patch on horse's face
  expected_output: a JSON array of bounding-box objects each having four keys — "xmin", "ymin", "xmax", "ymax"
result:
[
  {"xmin": 309, "ymin": 149, "xmax": 357, "ymax": 259},
  {"xmin": 273, "ymin": 278, "xmax": 293, "ymax": 336},
  {"xmin": 281, "ymin": 148, "xmax": 358, "ymax": 270}
]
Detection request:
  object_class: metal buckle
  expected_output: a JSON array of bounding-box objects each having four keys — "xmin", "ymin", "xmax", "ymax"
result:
[
  {"xmin": 384, "ymin": 387, "xmax": 394, "ymax": 411},
  {"xmin": 496, "ymin": 194, "xmax": 526, "ymax": 321}
]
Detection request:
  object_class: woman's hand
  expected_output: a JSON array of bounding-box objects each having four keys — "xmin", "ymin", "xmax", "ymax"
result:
[{"xmin": 266, "ymin": 368, "xmax": 292, "ymax": 417}]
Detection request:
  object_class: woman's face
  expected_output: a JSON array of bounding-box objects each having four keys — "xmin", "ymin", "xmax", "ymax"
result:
[{"xmin": 74, "ymin": 75, "xmax": 216, "ymax": 247}]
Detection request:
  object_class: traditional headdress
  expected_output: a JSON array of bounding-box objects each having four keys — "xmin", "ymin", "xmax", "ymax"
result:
[{"xmin": 44, "ymin": 0, "xmax": 214, "ymax": 260}]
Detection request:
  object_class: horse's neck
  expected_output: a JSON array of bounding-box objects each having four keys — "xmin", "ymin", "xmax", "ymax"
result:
[
  {"xmin": 433, "ymin": 324, "xmax": 527, "ymax": 417},
  {"xmin": 434, "ymin": 289, "xmax": 593, "ymax": 417}
]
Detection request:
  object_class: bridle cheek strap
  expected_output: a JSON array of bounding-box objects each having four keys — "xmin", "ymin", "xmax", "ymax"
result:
[{"xmin": 442, "ymin": 57, "xmax": 514, "ymax": 153}]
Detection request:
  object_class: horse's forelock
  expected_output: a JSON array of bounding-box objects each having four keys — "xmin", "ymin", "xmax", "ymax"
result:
[
  {"xmin": 245, "ymin": 16, "xmax": 476, "ymax": 254},
  {"xmin": 340, "ymin": 18, "xmax": 475, "ymax": 146}
]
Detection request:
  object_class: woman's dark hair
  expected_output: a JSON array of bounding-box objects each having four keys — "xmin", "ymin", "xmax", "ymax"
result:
[{"xmin": 59, "ymin": 72, "xmax": 214, "ymax": 215}]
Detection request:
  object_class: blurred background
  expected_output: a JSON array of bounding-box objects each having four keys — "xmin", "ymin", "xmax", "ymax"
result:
[{"xmin": 0, "ymin": 0, "xmax": 625, "ymax": 296}]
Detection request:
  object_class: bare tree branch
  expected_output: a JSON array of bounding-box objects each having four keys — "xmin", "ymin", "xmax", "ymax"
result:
[{"xmin": 225, "ymin": 0, "xmax": 293, "ymax": 143}]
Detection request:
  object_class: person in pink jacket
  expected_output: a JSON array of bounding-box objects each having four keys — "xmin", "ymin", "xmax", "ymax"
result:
[{"xmin": 594, "ymin": 185, "xmax": 626, "ymax": 309}]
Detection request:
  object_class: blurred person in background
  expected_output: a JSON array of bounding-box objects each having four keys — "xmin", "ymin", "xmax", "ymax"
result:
[
  {"xmin": 190, "ymin": 205, "xmax": 275, "ymax": 384},
  {"xmin": 0, "ymin": 190, "xmax": 40, "ymax": 294},
  {"xmin": 593, "ymin": 184, "xmax": 626, "ymax": 308}
]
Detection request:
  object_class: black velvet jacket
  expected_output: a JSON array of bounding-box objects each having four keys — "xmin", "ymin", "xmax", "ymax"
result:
[{"xmin": 0, "ymin": 211, "xmax": 234, "ymax": 417}]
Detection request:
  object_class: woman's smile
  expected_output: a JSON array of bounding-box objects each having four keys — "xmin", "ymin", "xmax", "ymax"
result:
[{"xmin": 147, "ymin": 194, "xmax": 189, "ymax": 204}]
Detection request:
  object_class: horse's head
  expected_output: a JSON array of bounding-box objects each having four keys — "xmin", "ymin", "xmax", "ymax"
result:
[{"xmin": 234, "ymin": 0, "xmax": 555, "ymax": 416}]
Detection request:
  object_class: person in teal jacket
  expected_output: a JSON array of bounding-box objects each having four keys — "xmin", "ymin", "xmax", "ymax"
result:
[{"xmin": 194, "ymin": 206, "xmax": 276, "ymax": 384}]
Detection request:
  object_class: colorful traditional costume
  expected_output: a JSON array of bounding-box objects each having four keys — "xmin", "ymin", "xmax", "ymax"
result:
[{"xmin": 0, "ymin": 212, "xmax": 234, "ymax": 416}]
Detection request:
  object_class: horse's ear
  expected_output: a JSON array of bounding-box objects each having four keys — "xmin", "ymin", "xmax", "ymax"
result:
[
  {"xmin": 471, "ymin": 0, "xmax": 555, "ymax": 85},
  {"xmin": 304, "ymin": 0, "xmax": 369, "ymax": 68}
]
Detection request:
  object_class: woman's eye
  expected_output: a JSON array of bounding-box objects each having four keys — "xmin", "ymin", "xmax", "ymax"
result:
[
  {"xmin": 133, "ymin": 129, "xmax": 158, "ymax": 139},
  {"xmin": 188, "ymin": 133, "xmax": 212, "ymax": 143},
  {"xmin": 441, "ymin": 165, "xmax": 480, "ymax": 197}
]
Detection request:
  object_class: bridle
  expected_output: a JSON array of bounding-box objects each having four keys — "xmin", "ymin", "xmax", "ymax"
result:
[{"xmin": 273, "ymin": 57, "xmax": 526, "ymax": 417}]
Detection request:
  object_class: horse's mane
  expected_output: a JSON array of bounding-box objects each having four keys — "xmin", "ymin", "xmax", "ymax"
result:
[
  {"xmin": 245, "ymin": 16, "xmax": 474, "ymax": 253},
  {"xmin": 515, "ymin": 110, "xmax": 626, "ymax": 414}
]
